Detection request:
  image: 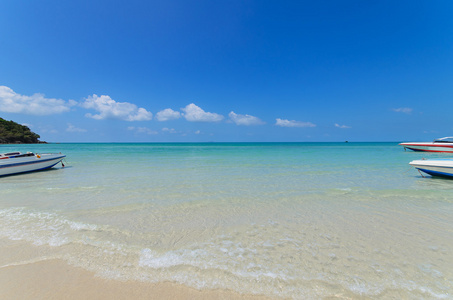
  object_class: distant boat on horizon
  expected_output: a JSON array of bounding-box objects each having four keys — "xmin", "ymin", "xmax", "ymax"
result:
[{"xmin": 399, "ymin": 137, "xmax": 453, "ymax": 153}]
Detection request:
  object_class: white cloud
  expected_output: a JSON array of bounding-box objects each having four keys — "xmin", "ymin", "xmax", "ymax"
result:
[
  {"xmin": 66, "ymin": 123, "xmax": 87, "ymax": 132},
  {"xmin": 0, "ymin": 86, "xmax": 75, "ymax": 115},
  {"xmin": 335, "ymin": 123, "xmax": 351, "ymax": 129},
  {"xmin": 162, "ymin": 127, "xmax": 177, "ymax": 133},
  {"xmin": 275, "ymin": 118, "xmax": 316, "ymax": 128},
  {"xmin": 229, "ymin": 111, "xmax": 264, "ymax": 126},
  {"xmin": 81, "ymin": 94, "xmax": 152, "ymax": 121},
  {"xmin": 127, "ymin": 126, "xmax": 158, "ymax": 135},
  {"xmin": 156, "ymin": 108, "xmax": 181, "ymax": 121},
  {"xmin": 392, "ymin": 107, "xmax": 412, "ymax": 114},
  {"xmin": 181, "ymin": 103, "xmax": 224, "ymax": 122}
]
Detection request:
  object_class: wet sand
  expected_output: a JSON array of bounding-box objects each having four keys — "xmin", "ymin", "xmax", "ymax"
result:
[
  {"xmin": 0, "ymin": 238, "xmax": 270, "ymax": 300},
  {"xmin": 0, "ymin": 258, "xmax": 270, "ymax": 300}
]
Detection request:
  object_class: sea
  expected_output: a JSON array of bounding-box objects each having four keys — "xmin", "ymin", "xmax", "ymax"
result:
[{"xmin": 0, "ymin": 142, "xmax": 452, "ymax": 299}]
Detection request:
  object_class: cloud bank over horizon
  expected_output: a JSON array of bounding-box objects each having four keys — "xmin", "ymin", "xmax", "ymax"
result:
[{"xmin": 0, "ymin": 85, "xmax": 326, "ymax": 140}]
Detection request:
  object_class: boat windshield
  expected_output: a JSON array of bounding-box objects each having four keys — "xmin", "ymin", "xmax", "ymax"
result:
[
  {"xmin": 0, "ymin": 152, "xmax": 35, "ymax": 158},
  {"xmin": 2, "ymin": 152, "xmax": 21, "ymax": 156},
  {"xmin": 434, "ymin": 137, "xmax": 453, "ymax": 143}
]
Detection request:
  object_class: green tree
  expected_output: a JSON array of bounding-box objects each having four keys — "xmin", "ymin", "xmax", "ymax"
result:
[{"xmin": 0, "ymin": 118, "xmax": 43, "ymax": 144}]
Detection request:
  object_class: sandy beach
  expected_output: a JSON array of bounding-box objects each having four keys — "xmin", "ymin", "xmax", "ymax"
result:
[
  {"xmin": 0, "ymin": 239, "xmax": 270, "ymax": 300},
  {"xmin": 0, "ymin": 250, "xmax": 270, "ymax": 300}
]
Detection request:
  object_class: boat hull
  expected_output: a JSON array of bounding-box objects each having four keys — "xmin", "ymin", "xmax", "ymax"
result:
[
  {"xmin": 0, "ymin": 154, "xmax": 66, "ymax": 176},
  {"xmin": 409, "ymin": 159, "xmax": 453, "ymax": 178},
  {"xmin": 400, "ymin": 142, "xmax": 453, "ymax": 153}
]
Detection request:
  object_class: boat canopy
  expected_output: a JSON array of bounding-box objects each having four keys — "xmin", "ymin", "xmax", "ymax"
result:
[
  {"xmin": 434, "ymin": 137, "xmax": 453, "ymax": 143},
  {"xmin": 1, "ymin": 152, "xmax": 21, "ymax": 157},
  {"xmin": 0, "ymin": 152, "xmax": 34, "ymax": 158}
]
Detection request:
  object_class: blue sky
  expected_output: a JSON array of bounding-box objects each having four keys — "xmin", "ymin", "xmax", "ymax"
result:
[{"xmin": 1, "ymin": 0, "xmax": 452, "ymax": 142}]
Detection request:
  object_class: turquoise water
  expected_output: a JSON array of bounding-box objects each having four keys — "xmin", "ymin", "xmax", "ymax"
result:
[{"xmin": 0, "ymin": 143, "xmax": 452, "ymax": 298}]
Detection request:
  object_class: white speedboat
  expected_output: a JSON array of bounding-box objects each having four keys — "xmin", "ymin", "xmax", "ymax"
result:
[
  {"xmin": 399, "ymin": 137, "xmax": 453, "ymax": 153},
  {"xmin": 0, "ymin": 152, "xmax": 66, "ymax": 176},
  {"xmin": 409, "ymin": 158, "xmax": 453, "ymax": 178}
]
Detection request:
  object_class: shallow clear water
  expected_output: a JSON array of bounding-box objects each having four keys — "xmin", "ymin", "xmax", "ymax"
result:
[{"xmin": 0, "ymin": 143, "xmax": 452, "ymax": 298}]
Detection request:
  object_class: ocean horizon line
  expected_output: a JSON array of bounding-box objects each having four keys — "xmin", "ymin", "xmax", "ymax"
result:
[{"xmin": 8, "ymin": 141, "xmax": 404, "ymax": 145}]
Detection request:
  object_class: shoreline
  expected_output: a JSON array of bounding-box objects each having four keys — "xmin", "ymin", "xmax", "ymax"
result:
[{"xmin": 0, "ymin": 258, "xmax": 271, "ymax": 300}]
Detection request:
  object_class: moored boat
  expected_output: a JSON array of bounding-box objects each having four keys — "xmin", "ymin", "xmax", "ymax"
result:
[
  {"xmin": 399, "ymin": 137, "xmax": 453, "ymax": 153},
  {"xmin": 0, "ymin": 152, "xmax": 66, "ymax": 176},
  {"xmin": 409, "ymin": 158, "xmax": 453, "ymax": 178}
]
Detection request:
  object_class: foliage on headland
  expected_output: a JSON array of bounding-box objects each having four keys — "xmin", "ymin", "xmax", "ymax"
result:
[{"xmin": 0, "ymin": 117, "xmax": 44, "ymax": 144}]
